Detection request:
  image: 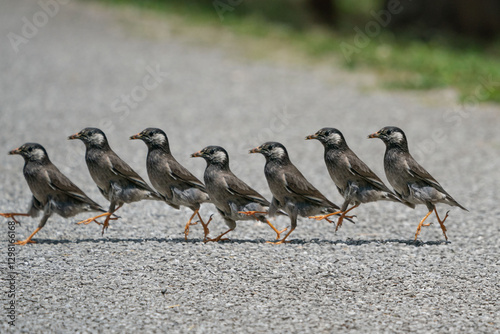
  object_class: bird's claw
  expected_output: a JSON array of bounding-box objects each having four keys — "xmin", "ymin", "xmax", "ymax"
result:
[
  {"xmin": 309, "ymin": 214, "xmax": 329, "ymax": 221},
  {"xmin": 275, "ymin": 228, "xmax": 288, "ymax": 240},
  {"xmin": 76, "ymin": 218, "xmax": 102, "ymax": 226},
  {"xmin": 266, "ymin": 239, "xmax": 291, "ymax": 245},
  {"xmin": 14, "ymin": 239, "xmax": 36, "ymax": 246},
  {"xmin": 204, "ymin": 237, "xmax": 229, "ymax": 243},
  {"xmin": 101, "ymin": 222, "xmax": 110, "ymax": 235},
  {"xmin": 1, "ymin": 213, "xmax": 29, "ymax": 225},
  {"xmin": 199, "ymin": 215, "xmax": 213, "ymax": 242},
  {"xmin": 238, "ymin": 211, "xmax": 267, "ymax": 217}
]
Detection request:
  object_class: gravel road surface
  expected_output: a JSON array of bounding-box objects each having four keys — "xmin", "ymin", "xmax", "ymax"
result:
[{"xmin": 1, "ymin": 1, "xmax": 499, "ymax": 333}]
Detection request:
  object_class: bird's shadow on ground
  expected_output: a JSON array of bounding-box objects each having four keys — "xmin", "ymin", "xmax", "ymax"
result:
[{"xmin": 15, "ymin": 237, "xmax": 449, "ymax": 247}]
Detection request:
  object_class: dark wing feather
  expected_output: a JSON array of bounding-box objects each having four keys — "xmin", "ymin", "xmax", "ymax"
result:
[
  {"xmin": 168, "ymin": 158, "xmax": 207, "ymax": 192},
  {"xmin": 224, "ymin": 173, "xmax": 270, "ymax": 207},
  {"xmin": 406, "ymin": 156, "xmax": 468, "ymax": 211},
  {"xmin": 347, "ymin": 154, "xmax": 393, "ymax": 193},
  {"xmin": 108, "ymin": 152, "xmax": 156, "ymax": 192},
  {"xmin": 45, "ymin": 165, "xmax": 103, "ymax": 209},
  {"xmin": 283, "ymin": 164, "xmax": 339, "ymax": 209},
  {"xmin": 405, "ymin": 157, "xmax": 449, "ymax": 195}
]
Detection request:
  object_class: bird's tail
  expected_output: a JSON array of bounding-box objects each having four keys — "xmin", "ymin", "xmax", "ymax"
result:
[{"xmin": 447, "ymin": 196, "xmax": 468, "ymax": 212}]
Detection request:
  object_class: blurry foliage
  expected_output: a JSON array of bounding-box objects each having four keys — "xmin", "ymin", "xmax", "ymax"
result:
[{"xmin": 93, "ymin": 0, "xmax": 500, "ymax": 103}]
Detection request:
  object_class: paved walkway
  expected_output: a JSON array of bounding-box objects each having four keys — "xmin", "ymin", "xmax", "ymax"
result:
[{"xmin": 1, "ymin": 1, "xmax": 499, "ymax": 332}]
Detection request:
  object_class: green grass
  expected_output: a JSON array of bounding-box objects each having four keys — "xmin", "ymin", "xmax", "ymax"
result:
[{"xmin": 89, "ymin": 0, "xmax": 500, "ymax": 103}]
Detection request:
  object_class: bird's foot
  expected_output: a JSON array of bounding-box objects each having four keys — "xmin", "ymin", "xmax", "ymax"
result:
[
  {"xmin": 101, "ymin": 218, "xmax": 112, "ymax": 235},
  {"xmin": 14, "ymin": 238, "xmax": 36, "ymax": 246},
  {"xmin": 266, "ymin": 239, "xmax": 291, "ymax": 245},
  {"xmin": 76, "ymin": 212, "xmax": 115, "ymax": 226},
  {"xmin": 204, "ymin": 226, "xmax": 231, "ymax": 243},
  {"xmin": 200, "ymin": 214, "xmax": 213, "ymax": 242},
  {"xmin": 183, "ymin": 221, "xmax": 200, "ymax": 240},
  {"xmin": 184, "ymin": 223, "xmax": 193, "ymax": 240},
  {"xmin": 76, "ymin": 218, "xmax": 102, "ymax": 226},
  {"xmin": 414, "ymin": 210, "xmax": 434, "ymax": 241},
  {"xmin": 308, "ymin": 211, "xmax": 342, "ymax": 221},
  {"xmin": 0, "ymin": 213, "xmax": 30, "ymax": 225},
  {"xmin": 435, "ymin": 210, "xmax": 449, "ymax": 241},
  {"xmin": 335, "ymin": 221, "xmax": 343, "ymax": 232},
  {"xmin": 334, "ymin": 215, "xmax": 355, "ymax": 232},
  {"xmin": 204, "ymin": 237, "xmax": 229, "ymax": 243},
  {"xmin": 275, "ymin": 228, "xmax": 288, "ymax": 240},
  {"xmin": 238, "ymin": 211, "xmax": 267, "ymax": 217},
  {"xmin": 100, "ymin": 206, "xmax": 122, "ymax": 236}
]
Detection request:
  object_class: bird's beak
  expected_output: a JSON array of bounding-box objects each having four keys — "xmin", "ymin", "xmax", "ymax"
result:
[
  {"xmin": 130, "ymin": 133, "xmax": 142, "ymax": 140},
  {"xmin": 249, "ymin": 147, "xmax": 261, "ymax": 154},
  {"xmin": 191, "ymin": 151, "xmax": 203, "ymax": 158},
  {"xmin": 68, "ymin": 132, "xmax": 81, "ymax": 140},
  {"xmin": 8, "ymin": 147, "xmax": 21, "ymax": 155},
  {"xmin": 368, "ymin": 131, "xmax": 380, "ymax": 139},
  {"xmin": 305, "ymin": 134, "xmax": 318, "ymax": 140}
]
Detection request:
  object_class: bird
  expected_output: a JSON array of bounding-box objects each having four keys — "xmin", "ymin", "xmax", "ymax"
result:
[
  {"xmin": 368, "ymin": 126, "xmax": 468, "ymax": 240},
  {"xmin": 190, "ymin": 145, "xmax": 286, "ymax": 242},
  {"xmin": 0, "ymin": 143, "xmax": 112, "ymax": 245},
  {"xmin": 306, "ymin": 127, "xmax": 411, "ymax": 230},
  {"xmin": 249, "ymin": 142, "xmax": 354, "ymax": 244},
  {"xmin": 130, "ymin": 128, "xmax": 211, "ymax": 241},
  {"xmin": 69, "ymin": 127, "xmax": 162, "ymax": 234}
]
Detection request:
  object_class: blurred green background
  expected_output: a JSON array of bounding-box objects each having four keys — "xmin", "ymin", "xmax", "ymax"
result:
[{"xmin": 93, "ymin": 0, "xmax": 500, "ymax": 103}]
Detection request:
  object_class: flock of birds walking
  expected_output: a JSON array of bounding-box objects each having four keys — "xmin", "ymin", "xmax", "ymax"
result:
[{"xmin": 1, "ymin": 126, "xmax": 468, "ymax": 245}]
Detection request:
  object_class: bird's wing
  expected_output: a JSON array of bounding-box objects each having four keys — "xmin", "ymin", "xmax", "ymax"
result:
[
  {"xmin": 405, "ymin": 157, "xmax": 449, "ymax": 195},
  {"xmin": 45, "ymin": 165, "xmax": 102, "ymax": 208},
  {"xmin": 166, "ymin": 158, "xmax": 207, "ymax": 192},
  {"xmin": 223, "ymin": 173, "xmax": 270, "ymax": 207},
  {"xmin": 347, "ymin": 157, "xmax": 393, "ymax": 193},
  {"xmin": 107, "ymin": 151, "xmax": 155, "ymax": 192},
  {"xmin": 282, "ymin": 164, "xmax": 337, "ymax": 208}
]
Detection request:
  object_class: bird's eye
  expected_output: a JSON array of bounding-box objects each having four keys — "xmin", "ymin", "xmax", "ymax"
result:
[
  {"xmin": 386, "ymin": 129, "xmax": 392, "ymax": 135},
  {"xmin": 27, "ymin": 147, "xmax": 32, "ymax": 152}
]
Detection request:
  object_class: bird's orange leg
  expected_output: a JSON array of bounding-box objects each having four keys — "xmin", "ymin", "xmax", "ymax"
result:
[
  {"xmin": 75, "ymin": 212, "xmax": 112, "ymax": 226},
  {"xmin": 184, "ymin": 210, "xmax": 199, "ymax": 241},
  {"xmin": 414, "ymin": 210, "xmax": 433, "ymax": 240},
  {"xmin": 14, "ymin": 227, "xmax": 42, "ymax": 246},
  {"xmin": 265, "ymin": 220, "xmax": 287, "ymax": 240},
  {"xmin": 434, "ymin": 209, "xmax": 450, "ymax": 241},
  {"xmin": 238, "ymin": 211, "xmax": 286, "ymax": 239},
  {"xmin": 334, "ymin": 204, "xmax": 359, "ymax": 232},
  {"xmin": 204, "ymin": 228, "xmax": 233, "ymax": 243},
  {"xmin": 238, "ymin": 211, "xmax": 268, "ymax": 216},
  {"xmin": 102, "ymin": 205, "xmax": 123, "ymax": 235},
  {"xmin": 309, "ymin": 210, "xmax": 355, "ymax": 223},
  {"xmin": 267, "ymin": 226, "xmax": 296, "ymax": 245},
  {"xmin": 308, "ymin": 210, "xmax": 343, "ymax": 221},
  {"xmin": 200, "ymin": 214, "xmax": 213, "ymax": 241},
  {"xmin": 0, "ymin": 213, "xmax": 30, "ymax": 224}
]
